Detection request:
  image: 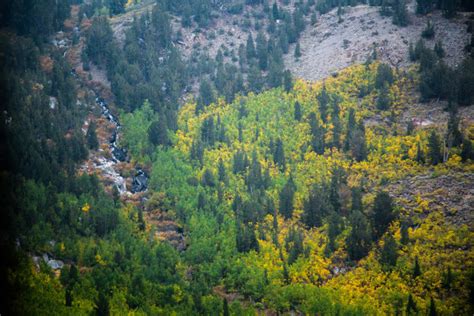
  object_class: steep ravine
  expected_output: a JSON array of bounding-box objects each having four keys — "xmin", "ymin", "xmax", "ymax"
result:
[{"xmin": 63, "ymin": 5, "xmax": 185, "ymax": 251}]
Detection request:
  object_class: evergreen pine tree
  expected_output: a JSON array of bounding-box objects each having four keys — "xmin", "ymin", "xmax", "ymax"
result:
[
  {"xmin": 413, "ymin": 256, "xmax": 422, "ymax": 278},
  {"xmin": 86, "ymin": 121, "xmax": 99, "ymax": 150},
  {"xmin": 447, "ymin": 111, "xmax": 463, "ymax": 148},
  {"xmin": 218, "ymin": 158, "xmax": 227, "ymax": 184},
  {"xmin": 317, "ymin": 85, "xmax": 330, "ymax": 123},
  {"xmin": 428, "ymin": 130, "xmax": 442, "ymax": 165},
  {"xmin": 294, "ymin": 101, "xmax": 302, "ymax": 121},
  {"xmin": 428, "ymin": 297, "xmax": 437, "ymax": 316},
  {"xmin": 309, "ymin": 112, "xmax": 326, "ymax": 154},
  {"xmin": 273, "ymin": 138, "xmax": 286, "ymax": 170},
  {"xmin": 279, "ymin": 176, "xmax": 296, "ymax": 219},
  {"xmin": 376, "ymin": 84, "xmax": 391, "ymax": 110},
  {"xmin": 223, "ymin": 298, "xmax": 230, "ymax": 316},
  {"xmin": 256, "ymin": 32, "xmax": 268, "ymax": 70},
  {"xmin": 329, "ymin": 170, "xmax": 341, "ymax": 213},
  {"xmin": 303, "ymin": 183, "xmax": 330, "ymax": 228},
  {"xmin": 294, "ymin": 42, "xmax": 302, "ymax": 59},
  {"xmin": 272, "ymin": 2, "xmax": 279, "ymax": 20},
  {"xmin": 442, "ymin": 267, "xmax": 454, "ymax": 289},
  {"xmin": 246, "ymin": 33, "xmax": 256, "ymax": 60},
  {"xmin": 198, "ymin": 78, "xmax": 214, "ymax": 108},
  {"xmin": 283, "ymin": 70, "xmax": 293, "ymax": 92},
  {"xmin": 406, "ymin": 294, "xmax": 417, "ymax": 315},
  {"xmin": 379, "ymin": 234, "xmax": 398, "ymax": 269},
  {"xmin": 371, "ymin": 191, "xmax": 395, "ymax": 240},
  {"xmin": 344, "ymin": 108, "xmax": 356, "ymax": 151},
  {"xmin": 148, "ymin": 117, "xmax": 169, "ymax": 147},
  {"xmin": 326, "ymin": 212, "xmax": 343, "ymax": 254},
  {"xmin": 347, "ymin": 210, "xmax": 372, "ymax": 261},
  {"xmin": 351, "ymin": 187, "xmax": 363, "ymax": 212},
  {"xmin": 416, "ymin": 142, "xmax": 425, "ymax": 163},
  {"xmin": 461, "ymin": 139, "xmax": 473, "ymax": 162},
  {"xmin": 351, "ymin": 123, "xmax": 368, "ymax": 162},
  {"xmin": 434, "ymin": 40, "xmax": 445, "ymax": 58},
  {"xmin": 393, "ymin": 0, "xmax": 409, "ymax": 26},
  {"xmin": 400, "ymin": 221, "xmax": 410, "ymax": 245},
  {"xmin": 248, "ymin": 63, "xmax": 264, "ymax": 93},
  {"xmin": 96, "ymin": 292, "xmax": 110, "ymax": 316}
]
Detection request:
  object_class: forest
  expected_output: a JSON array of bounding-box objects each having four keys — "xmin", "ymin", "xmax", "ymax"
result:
[{"xmin": 0, "ymin": 0, "xmax": 473, "ymax": 315}]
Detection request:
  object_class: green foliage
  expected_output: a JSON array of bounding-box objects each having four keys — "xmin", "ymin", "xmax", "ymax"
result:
[
  {"xmin": 379, "ymin": 234, "xmax": 398, "ymax": 269},
  {"xmin": 86, "ymin": 121, "xmax": 99, "ymax": 150},
  {"xmin": 279, "ymin": 176, "xmax": 296, "ymax": 219},
  {"xmin": 371, "ymin": 191, "xmax": 396, "ymax": 240},
  {"xmin": 422, "ymin": 20, "xmax": 435, "ymax": 39},
  {"xmin": 347, "ymin": 210, "xmax": 372, "ymax": 261},
  {"xmin": 375, "ymin": 63, "xmax": 394, "ymax": 89},
  {"xmin": 428, "ymin": 130, "xmax": 442, "ymax": 165},
  {"xmin": 392, "ymin": 0, "xmax": 409, "ymax": 26},
  {"xmin": 294, "ymin": 42, "xmax": 302, "ymax": 59},
  {"xmin": 121, "ymin": 100, "xmax": 156, "ymax": 161},
  {"xmin": 303, "ymin": 183, "xmax": 330, "ymax": 228}
]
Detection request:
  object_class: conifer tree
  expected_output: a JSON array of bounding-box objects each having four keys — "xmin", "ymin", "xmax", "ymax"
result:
[
  {"xmin": 326, "ymin": 212, "xmax": 343, "ymax": 254},
  {"xmin": 461, "ymin": 139, "xmax": 473, "ymax": 162},
  {"xmin": 246, "ymin": 33, "xmax": 256, "ymax": 60},
  {"xmin": 272, "ymin": 1, "xmax": 279, "ymax": 20},
  {"xmin": 442, "ymin": 267, "xmax": 454, "ymax": 289},
  {"xmin": 248, "ymin": 63, "xmax": 264, "ymax": 93},
  {"xmin": 309, "ymin": 112, "xmax": 325, "ymax": 154},
  {"xmin": 294, "ymin": 101, "xmax": 302, "ymax": 121},
  {"xmin": 377, "ymin": 84, "xmax": 391, "ymax": 110},
  {"xmin": 285, "ymin": 227, "xmax": 304, "ymax": 264},
  {"xmin": 406, "ymin": 294, "xmax": 417, "ymax": 315},
  {"xmin": 371, "ymin": 191, "xmax": 395, "ymax": 240},
  {"xmin": 400, "ymin": 221, "xmax": 410, "ymax": 245},
  {"xmin": 329, "ymin": 170, "xmax": 341, "ymax": 213},
  {"xmin": 416, "ymin": 142, "xmax": 425, "ymax": 163},
  {"xmin": 218, "ymin": 158, "xmax": 227, "ymax": 184},
  {"xmin": 428, "ymin": 297, "xmax": 437, "ymax": 316},
  {"xmin": 283, "ymin": 70, "xmax": 293, "ymax": 92},
  {"xmin": 273, "ymin": 138, "xmax": 286, "ymax": 170},
  {"xmin": 148, "ymin": 117, "xmax": 169, "ymax": 147},
  {"xmin": 317, "ymin": 85, "xmax": 330, "ymax": 123},
  {"xmin": 351, "ymin": 187, "xmax": 363, "ymax": 212},
  {"xmin": 223, "ymin": 298, "xmax": 230, "ymax": 316},
  {"xmin": 279, "ymin": 176, "xmax": 296, "ymax": 219},
  {"xmin": 393, "ymin": 0, "xmax": 409, "ymax": 26},
  {"xmin": 347, "ymin": 210, "xmax": 372, "ymax": 261},
  {"xmin": 86, "ymin": 121, "xmax": 99, "ymax": 150},
  {"xmin": 198, "ymin": 78, "xmax": 214, "ymax": 109},
  {"xmin": 413, "ymin": 256, "xmax": 422, "ymax": 278},
  {"xmin": 375, "ymin": 63, "xmax": 394, "ymax": 89},
  {"xmin": 428, "ymin": 130, "xmax": 442, "ymax": 165},
  {"xmin": 344, "ymin": 108, "xmax": 356, "ymax": 151},
  {"xmin": 351, "ymin": 123, "xmax": 368, "ymax": 162},
  {"xmin": 379, "ymin": 234, "xmax": 398, "ymax": 269},
  {"xmin": 294, "ymin": 42, "xmax": 302, "ymax": 59},
  {"xmin": 256, "ymin": 32, "xmax": 268, "ymax": 70}
]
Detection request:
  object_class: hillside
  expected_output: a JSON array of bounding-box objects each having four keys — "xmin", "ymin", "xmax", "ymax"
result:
[
  {"xmin": 118, "ymin": 62, "xmax": 474, "ymax": 314},
  {"xmin": 285, "ymin": 4, "xmax": 471, "ymax": 81},
  {"xmin": 108, "ymin": 0, "xmax": 471, "ymax": 82},
  {"xmin": 1, "ymin": 0, "xmax": 474, "ymax": 315}
]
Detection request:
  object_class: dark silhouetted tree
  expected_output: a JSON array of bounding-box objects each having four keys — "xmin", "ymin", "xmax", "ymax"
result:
[
  {"xmin": 279, "ymin": 176, "xmax": 296, "ymax": 219},
  {"xmin": 428, "ymin": 130, "xmax": 442, "ymax": 165},
  {"xmin": 371, "ymin": 191, "xmax": 395, "ymax": 240},
  {"xmin": 379, "ymin": 234, "xmax": 398, "ymax": 269}
]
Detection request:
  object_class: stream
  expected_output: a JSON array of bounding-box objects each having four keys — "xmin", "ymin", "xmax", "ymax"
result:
[{"xmin": 94, "ymin": 97, "xmax": 148, "ymax": 195}]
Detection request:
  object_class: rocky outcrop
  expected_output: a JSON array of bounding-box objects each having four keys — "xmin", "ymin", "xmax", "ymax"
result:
[{"xmin": 386, "ymin": 172, "xmax": 474, "ymax": 228}]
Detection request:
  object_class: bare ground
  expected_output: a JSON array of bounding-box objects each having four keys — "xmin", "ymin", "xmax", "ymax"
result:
[
  {"xmin": 285, "ymin": 4, "xmax": 471, "ymax": 82},
  {"xmin": 386, "ymin": 171, "xmax": 474, "ymax": 228}
]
